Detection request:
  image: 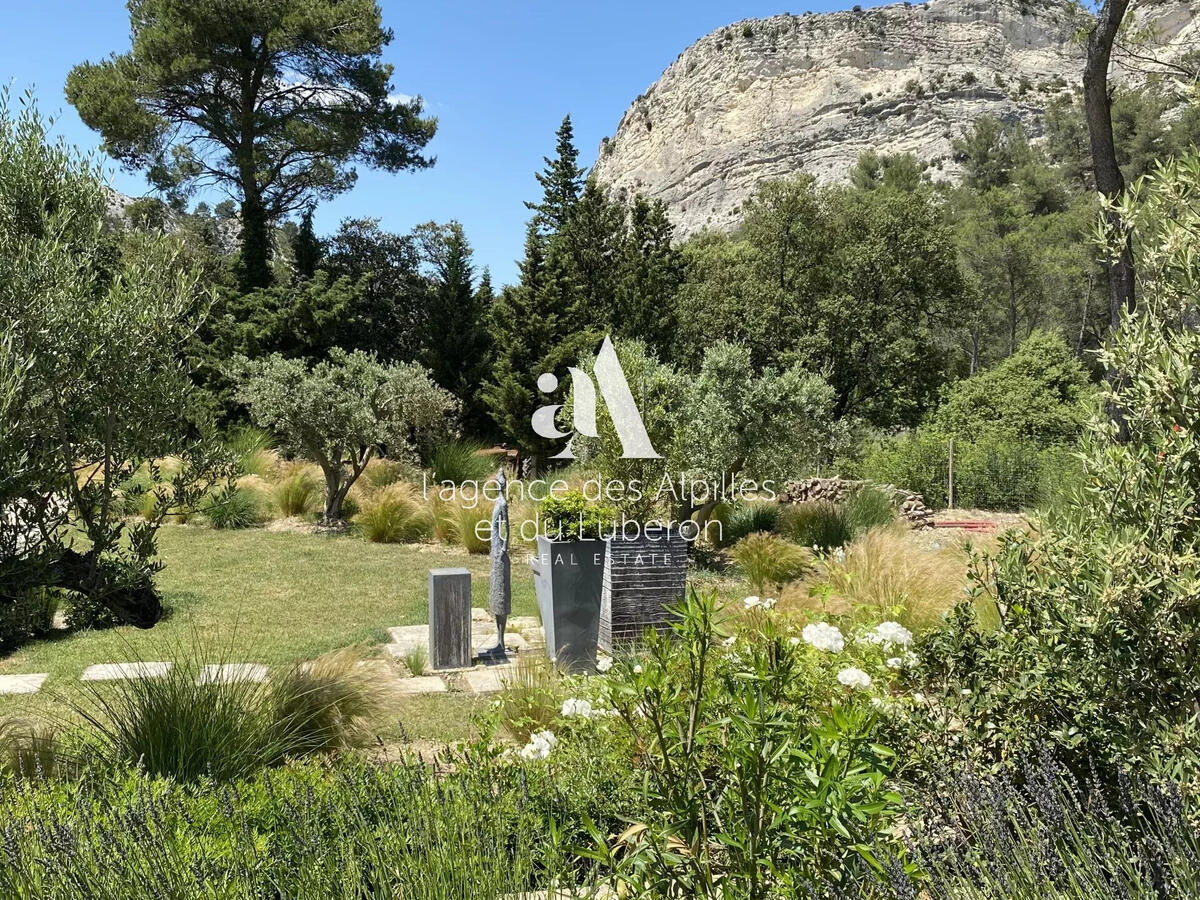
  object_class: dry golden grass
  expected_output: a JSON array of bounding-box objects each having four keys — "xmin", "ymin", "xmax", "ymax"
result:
[{"xmin": 781, "ymin": 524, "xmax": 970, "ymax": 632}]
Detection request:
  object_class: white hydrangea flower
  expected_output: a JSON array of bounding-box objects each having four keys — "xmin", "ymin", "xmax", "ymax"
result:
[
  {"xmin": 886, "ymin": 656, "xmax": 904, "ymax": 670},
  {"xmin": 761, "ymin": 597, "xmax": 776, "ymax": 610},
  {"xmin": 520, "ymin": 730, "xmax": 557, "ymax": 760},
  {"xmin": 837, "ymin": 667, "xmax": 872, "ymax": 690},
  {"xmin": 875, "ymin": 621, "xmax": 914, "ymax": 647},
  {"xmin": 743, "ymin": 595, "xmax": 761, "ymax": 610},
  {"xmin": 802, "ymin": 622, "xmax": 844, "ymax": 653},
  {"xmin": 595, "ymin": 656, "xmax": 613, "ymax": 673},
  {"xmin": 632, "ymin": 664, "xmax": 643, "ymax": 674},
  {"xmin": 561, "ymin": 698, "xmax": 594, "ymax": 718}
]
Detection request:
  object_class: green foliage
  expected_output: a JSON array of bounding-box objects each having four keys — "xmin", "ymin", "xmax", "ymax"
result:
[
  {"xmin": 202, "ymin": 485, "xmax": 263, "ymax": 529},
  {"xmin": 71, "ymin": 647, "xmax": 381, "ymax": 783},
  {"xmin": 0, "ymin": 754, "xmax": 568, "ymax": 898},
  {"xmin": 730, "ymin": 532, "xmax": 811, "ymax": 594},
  {"xmin": 403, "ymin": 645, "xmax": 428, "ymax": 677},
  {"xmin": 272, "ymin": 470, "xmax": 321, "ymax": 517},
  {"xmin": 66, "ymin": 0, "xmax": 437, "ymax": 289},
  {"xmin": 934, "ymin": 330, "xmax": 1095, "ymax": 445},
  {"xmin": 719, "ymin": 501, "xmax": 781, "ymax": 547},
  {"xmin": 589, "ymin": 591, "xmax": 904, "ymax": 896},
  {"xmin": 0, "ymin": 93, "xmax": 225, "ymax": 624},
  {"xmin": 842, "ymin": 485, "xmax": 897, "ymax": 535},
  {"xmin": 0, "ymin": 588, "xmax": 56, "ymax": 654},
  {"xmin": 539, "ymin": 490, "xmax": 616, "ymax": 541},
  {"xmin": 777, "ymin": 502, "xmax": 852, "ymax": 550},
  {"xmin": 495, "ymin": 654, "xmax": 564, "ymax": 743},
  {"xmin": 428, "ymin": 439, "xmax": 496, "ymax": 485},
  {"xmin": 353, "ymin": 484, "xmax": 433, "ymax": 543},
  {"xmin": 225, "ymin": 426, "xmax": 276, "ymax": 476},
  {"xmin": 237, "ymin": 349, "xmax": 457, "ymax": 522},
  {"xmin": 911, "ymin": 155, "xmax": 1200, "ymax": 784}
]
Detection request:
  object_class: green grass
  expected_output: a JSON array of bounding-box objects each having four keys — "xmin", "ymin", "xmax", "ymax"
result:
[{"xmin": 0, "ymin": 526, "xmax": 537, "ymax": 687}]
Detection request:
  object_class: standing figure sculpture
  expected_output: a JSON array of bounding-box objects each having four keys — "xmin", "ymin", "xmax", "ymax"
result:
[{"xmin": 479, "ymin": 468, "xmax": 511, "ymax": 660}]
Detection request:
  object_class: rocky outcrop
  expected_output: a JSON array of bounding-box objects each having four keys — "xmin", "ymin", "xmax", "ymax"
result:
[
  {"xmin": 593, "ymin": 0, "xmax": 1200, "ymax": 237},
  {"xmin": 779, "ymin": 478, "xmax": 934, "ymax": 528}
]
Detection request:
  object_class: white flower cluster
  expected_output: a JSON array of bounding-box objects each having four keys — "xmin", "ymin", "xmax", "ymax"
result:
[
  {"xmin": 561, "ymin": 697, "xmax": 616, "ymax": 720},
  {"xmin": 743, "ymin": 595, "xmax": 776, "ymax": 610},
  {"xmin": 860, "ymin": 621, "xmax": 913, "ymax": 648},
  {"xmin": 886, "ymin": 652, "xmax": 919, "ymax": 670},
  {"xmin": 802, "ymin": 622, "xmax": 845, "ymax": 653},
  {"xmin": 837, "ymin": 667, "xmax": 872, "ymax": 690},
  {"xmin": 596, "ymin": 656, "xmax": 613, "ymax": 673},
  {"xmin": 520, "ymin": 730, "xmax": 557, "ymax": 760}
]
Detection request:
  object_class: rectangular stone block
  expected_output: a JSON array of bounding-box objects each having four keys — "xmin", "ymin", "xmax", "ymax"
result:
[
  {"xmin": 0, "ymin": 674, "xmax": 48, "ymax": 695},
  {"xmin": 81, "ymin": 662, "xmax": 171, "ymax": 681},
  {"xmin": 428, "ymin": 568, "xmax": 472, "ymax": 670}
]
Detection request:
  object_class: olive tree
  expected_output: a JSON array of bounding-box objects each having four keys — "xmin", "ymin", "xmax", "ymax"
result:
[
  {"xmin": 237, "ymin": 349, "xmax": 457, "ymax": 522},
  {"xmin": 0, "ymin": 93, "xmax": 222, "ymax": 628}
]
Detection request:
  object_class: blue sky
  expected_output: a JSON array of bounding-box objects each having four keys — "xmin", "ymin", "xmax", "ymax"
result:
[{"xmin": 0, "ymin": 0, "xmax": 876, "ymax": 286}]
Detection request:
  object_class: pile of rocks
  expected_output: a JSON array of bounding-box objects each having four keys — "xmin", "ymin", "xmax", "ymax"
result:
[{"xmin": 778, "ymin": 478, "xmax": 934, "ymax": 529}]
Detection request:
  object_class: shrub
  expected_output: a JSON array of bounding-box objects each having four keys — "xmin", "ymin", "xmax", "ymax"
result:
[
  {"xmin": 730, "ymin": 532, "xmax": 811, "ymax": 594},
  {"xmin": 273, "ymin": 469, "xmax": 321, "ymax": 517},
  {"xmin": 435, "ymin": 502, "xmax": 490, "ymax": 554},
  {"xmin": 539, "ymin": 491, "xmax": 616, "ymax": 541},
  {"xmin": 719, "ymin": 500, "xmax": 780, "ymax": 547},
  {"xmin": 360, "ymin": 456, "xmax": 419, "ymax": 491},
  {"xmin": 777, "ymin": 501, "xmax": 852, "ymax": 549},
  {"xmin": 0, "ymin": 588, "xmax": 56, "ymax": 653},
  {"xmin": 353, "ymin": 483, "xmax": 433, "ymax": 543},
  {"xmin": 842, "ymin": 484, "xmax": 896, "ymax": 535},
  {"xmin": 201, "ymin": 484, "xmax": 263, "ymax": 529},
  {"xmin": 592, "ymin": 590, "xmax": 903, "ymax": 895},
  {"xmin": 0, "ymin": 718, "xmax": 66, "ymax": 778},
  {"xmin": 428, "ymin": 440, "xmax": 496, "ymax": 485}
]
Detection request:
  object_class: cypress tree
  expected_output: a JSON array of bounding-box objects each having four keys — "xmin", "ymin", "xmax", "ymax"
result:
[{"xmin": 292, "ymin": 206, "xmax": 322, "ymax": 281}]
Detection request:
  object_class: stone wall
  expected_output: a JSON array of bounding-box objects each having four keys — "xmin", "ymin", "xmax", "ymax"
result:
[
  {"xmin": 778, "ymin": 478, "xmax": 934, "ymax": 529},
  {"xmin": 600, "ymin": 528, "xmax": 688, "ymax": 651}
]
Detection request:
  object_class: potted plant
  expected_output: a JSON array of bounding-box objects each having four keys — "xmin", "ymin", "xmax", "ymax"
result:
[{"xmin": 530, "ymin": 491, "xmax": 616, "ymax": 672}]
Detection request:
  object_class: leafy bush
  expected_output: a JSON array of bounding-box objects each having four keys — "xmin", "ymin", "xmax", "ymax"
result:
[
  {"xmin": 272, "ymin": 469, "xmax": 321, "ymax": 517},
  {"xmin": 202, "ymin": 484, "xmax": 263, "ymax": 529},
  {"xmin": 539, "ymin": 490, "xmax": 616, "ymax": 541},
  {"xmin": 428, "ymin": 439, "xmax": 496, "ymax": 485},
  {"xmin": 910, "ymin": 157, "xmax": 1200, "ymax": 786},
  {"xmin": 590, "ymin": 591, "xmax": 904, "ymax": 895},
  {"xmin": 353, "ymin": 483, "xmax": 433, "ymax": 543},
  {"xmin": 861, "ymin": 431, "xmax": 1050, "ymax": 510},
  {"xmin": 718, "ymin": 500, "xmax": 780, "ymax": 547},
  {"xmin": 730, "ymin": 532, "xmax": 811, "ymax": 594},
  {"xmin": 777, "ymin": 501, "xmax": 852, "ymax": 549},
  {"xmin": 0, "ymin": 588, "xmax": 56, "ymax": 653},
  {"xmin": 842, "ymin": 485, "xmax": 896, "ymax": 535}
]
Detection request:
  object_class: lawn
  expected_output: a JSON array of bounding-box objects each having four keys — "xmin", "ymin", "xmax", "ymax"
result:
[{"xmin": 0, "ymin": 525, "xmax": 538, "ymax": 686}]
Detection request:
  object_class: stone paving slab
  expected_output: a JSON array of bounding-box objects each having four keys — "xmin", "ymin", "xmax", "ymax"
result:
[
  {"xmin": 391, "ymin": 675, "xmax": 448, "ymax": 695},
  {"xmin": 462, "ymin": 666, "xmax": 511, "ymax": 694},
  {"xmin": 81, "ymin": 662, "xmax": 172, "ymax": 681},
  {"xmin": 0, "ymin": 673, "xmax": 49, "ymax": 695},
  {"xmin": 199, "ymin": 664, "xmax": 268, "ymax": 685},
  {"xmin": 386, "ymin": 624, "xmax": 535, "ymax": 660}
]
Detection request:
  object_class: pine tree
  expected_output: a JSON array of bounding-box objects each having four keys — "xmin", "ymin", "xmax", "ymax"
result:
[
  {"xmin": 292, "ymin": 206, "xmax": 322, "ymax": 281},
  {"xmin": 525, "ymin": 116, "xmax": 585, "ymax": 235}
]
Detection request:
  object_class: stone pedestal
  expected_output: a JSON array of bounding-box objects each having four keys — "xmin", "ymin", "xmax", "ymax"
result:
[
  {"xmin": 600, "ymin": 526, "xmax": 687, "ymax": 652},
  {"xmin": 428, "ymin": 568, "xmax": 471, "ymax": 670}
]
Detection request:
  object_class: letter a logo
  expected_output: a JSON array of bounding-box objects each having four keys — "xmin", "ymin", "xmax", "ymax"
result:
[{"xmin": 531, "ymin": 336, "xmax": 661, "ymax": 459}]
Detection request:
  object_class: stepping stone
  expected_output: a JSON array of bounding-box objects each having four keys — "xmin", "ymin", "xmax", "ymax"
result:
[
  {"xmin": 0, "ymin": 673, "xmax": 49, "ymax": 695},
  {"xmin": 199, "ymin": 664, "xmax": 268, "ymax": 685},
  {"xmin": 81, "ymin": 662, "xmax": 171, "ymax": 681},
  {"xmin": 392, "ymin": 675, "xmax": 447, "ymax": 695},
  {"xmin": 463, "ymin": 666, "xmax": 509, "ymax": 694}
]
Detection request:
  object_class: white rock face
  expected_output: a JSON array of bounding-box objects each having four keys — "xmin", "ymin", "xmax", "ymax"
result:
[{"xmin": 592, "ymin": 0, "xmax": 1199, "ymax": 238}]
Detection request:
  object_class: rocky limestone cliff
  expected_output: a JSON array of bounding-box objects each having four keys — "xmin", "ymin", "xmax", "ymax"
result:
[{"xmin": 592, "ymin": 0, "xmax": 1200, "ymax": 237}]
